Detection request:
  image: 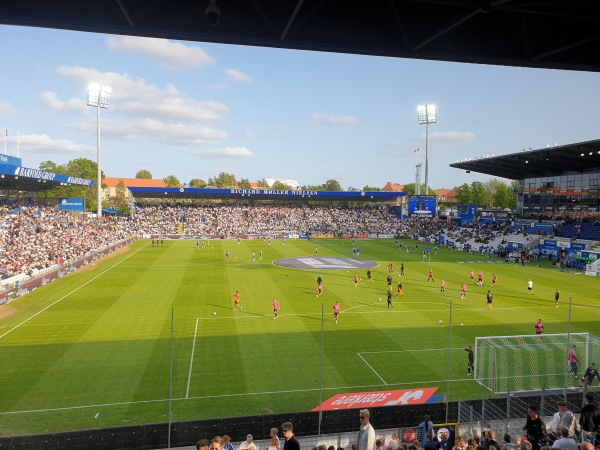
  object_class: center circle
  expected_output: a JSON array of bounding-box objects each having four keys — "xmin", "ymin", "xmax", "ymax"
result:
[{"xmin": 273, "ymin": 256, "xmax": 379, "ymax": 270}]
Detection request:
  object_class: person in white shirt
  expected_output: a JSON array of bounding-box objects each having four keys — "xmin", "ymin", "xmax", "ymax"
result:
[
  {"xmin": 239, "ymin": 435, "xmax": 257, "ymax": 450},
  {"xmin": 357, "ymin": 409, "xmax": 376, "ymax": 450}
]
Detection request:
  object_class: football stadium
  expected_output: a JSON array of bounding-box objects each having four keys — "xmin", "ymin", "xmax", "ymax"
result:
[{"xmin": 1, "ymin": 3, "xmax": 600, "ymax": 450}]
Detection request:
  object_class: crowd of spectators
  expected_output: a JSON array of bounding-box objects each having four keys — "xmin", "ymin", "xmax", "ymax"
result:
[
  {"xmin": 130, "ymin": 204, "xmax": 412, "ymax": 238},
  {"xmin": 0, "ymin": 201, "xmax": 130, "ymax": 280},
  {"xmin": 3, "ymin": 200, "xmax": 600, "ymax": 281}
]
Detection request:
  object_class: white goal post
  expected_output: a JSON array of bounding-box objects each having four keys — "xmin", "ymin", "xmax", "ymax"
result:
[{"xmin": 474, "ymin": 332, "xmax": 600, "ymax": 395}]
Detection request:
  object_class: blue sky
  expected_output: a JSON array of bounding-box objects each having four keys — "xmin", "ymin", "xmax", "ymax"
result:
[{"xmin": 1, "ymin": 25, "xmax": 599, "ymax": 190}]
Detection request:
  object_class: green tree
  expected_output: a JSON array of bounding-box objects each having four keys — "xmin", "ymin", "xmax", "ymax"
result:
[
  {"xmin": 136, "ymin": 170, "xmax": 152, "ymax": 179},
  {"xmin": 470, "ymin": 181, "xmax": 487, "ymax": 207},
  {"xmin": 492, "ymin": 180, "xmax": 517, "ymax": 210},
  {"xmin": 323, "ymin": 179, "xmax": 342, "ymax": 191},
  {"xmin": 39, "ymin": 160, "xmax": 64, "ymax": 173},
  {"xmin": 238, "ymin": 179, "xmax": 252, "ymax": 189},
  {"xmin": 114, "ymin": 180, "xmax": 128, "ymax": 206},
  {"xmin": 301, "ymin": 184, "xmax": 324, "ymax": 191},
  {"xmin": 271, "ymin": 180, "xmax": 293, "ymax": 190},
  {"xmin": 163, "ymin": 175, "xmax": 180, "ymax": 187},
  {"xmin": 208, "ymin": 172, "xmax": 237, "ymax": 188},
  {"xmin": 402, "ymin": 183, "xmax": 425, "ymax": 196},
  {"xmin": 189, "ymin": 178, "xmax": 207, "ymax": 188},
  {"xmin": 257, "ymin": 179, "xmax": 269, "ymax": 188},
  {"xmin": 362, "ymin": 185, "xmax": 381, "ymax": 192},
  {"xmin": 456, "ymin": 183, "xmax": 472, "ymax": 204},
  {"xmin": 38, "ymin": 158, "xmax": 103, "ymax": 212}
]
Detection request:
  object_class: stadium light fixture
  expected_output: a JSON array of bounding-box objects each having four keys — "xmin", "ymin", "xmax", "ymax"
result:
[
  {"xmin": 417, "ymin": 104, "xmax": 437, "ymax": 195},
  {"xmin": 87, "ymin": 83, "xmax": 111, "ymax": 218}
]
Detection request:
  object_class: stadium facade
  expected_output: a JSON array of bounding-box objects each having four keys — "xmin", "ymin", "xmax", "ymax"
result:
[{"xmin": 449, "ymin": 139, "xmax": 600, "ymax": 217}]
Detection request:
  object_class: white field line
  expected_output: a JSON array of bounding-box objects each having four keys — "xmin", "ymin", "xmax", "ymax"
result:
[
  {"xmin": 357, "ymin": 352, "xmax": 388, "ymax": 385},
  {"xmin": 0, "ymin": 244, "xmax": 148, "ymax": 341},
  {"xmin": 186, "ymin": 318, "xmax": 200, "ymax": 399},
  {"xmin": 0, "ymin": 377, "xmax": 474, "ymax": 416}
]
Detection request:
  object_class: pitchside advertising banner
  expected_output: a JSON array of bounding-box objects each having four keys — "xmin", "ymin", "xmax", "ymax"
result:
[
  {"xmin": 408, "ymin": 196, "xmax": 437, "ymax": 216},
  {"xmin": 58, "ymin": 197, "xmax": 85, "ymax": 211},
  {"xmin": 311, "ymin": 387, "xmax": 439, "ymax": 411}
]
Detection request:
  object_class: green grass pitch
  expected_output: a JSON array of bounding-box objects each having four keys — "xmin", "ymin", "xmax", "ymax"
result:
[{"xmin": 0, "ymin": 238, "xmax": 598, "ymax": 436}]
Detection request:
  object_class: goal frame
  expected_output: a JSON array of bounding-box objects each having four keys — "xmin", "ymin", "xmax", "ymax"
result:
[{"xmin": 474, "ymin": 332, "xmax": 595, "ymax": 395}]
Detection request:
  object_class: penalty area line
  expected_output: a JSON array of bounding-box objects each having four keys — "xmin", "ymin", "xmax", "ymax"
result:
[
  {"xmin": 357, "ymin": 352, "xmax": 387, "ymax": 385},
  {"xmin": 186, "ymin": 318, "xmax": 200, "ymax": 399}
]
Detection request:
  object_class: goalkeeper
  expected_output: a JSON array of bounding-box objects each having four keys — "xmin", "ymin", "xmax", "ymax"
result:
[{"xmin": 579, "ymin": 362, "xmax": 600, "ymax": 388}]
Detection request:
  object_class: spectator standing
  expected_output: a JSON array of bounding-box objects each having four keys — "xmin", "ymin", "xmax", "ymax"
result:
[
  {"xmin": 357, "ymin": 409, "xmax": 376, "ymax": 450},
  {"xmin": 522, "ymin": 405, "xmax": 546, "ymax": 450},
  {"xmin": 270, "ymin": 428, "xmax": 280, "ymax": 448},
  {"xmin": 268, "ymin": 437, "xmax": 280, "ymax": 450},
  {"xmin": 223, "ymin": 436, "xmax": 235, "ymax": 450},
  {"xmin": 579, "ymin": 393, "xmax": 599, "ymax": 445},
  {"xmin": 549, "ymin": 401, "xmax": 576, "ymax": 442},
  {"xmin": 239, "ymin": 435, "xmax": 257, "ymax": 450},
  {"xmin": 424, "ymin": 435, "xmax": 440, "ymax": 450},
  {"xmin": 213, "ymin": 436, "xmax": 224, "ymax": 450},
  {"xmin": 418, "ymin": 415, "xmax": 435, "ymax": 442},
  {"xmin": 282, "ymin": 422, "xmax": 300, "ymax": 450}
]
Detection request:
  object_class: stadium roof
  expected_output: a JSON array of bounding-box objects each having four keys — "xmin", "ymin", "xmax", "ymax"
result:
[
  {"xmin": 128, "ymin": 187, "xmax": 405, "ymax": 202},
  {"xmin": 0, "ymin": 165, "xmax": 94, "ymax": 192},
  {"xmin": 449, "ymin": 139, "xmax": 600, "ymax": 180},
  {"xmin": 1, "ymin": 1, "xmax": 600, "ymax": 72}
]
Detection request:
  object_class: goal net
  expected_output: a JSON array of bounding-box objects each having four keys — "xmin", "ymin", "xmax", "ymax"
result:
[{"xmin": 474, "ymin": 333, "xmax": 600, "ymax": 394}]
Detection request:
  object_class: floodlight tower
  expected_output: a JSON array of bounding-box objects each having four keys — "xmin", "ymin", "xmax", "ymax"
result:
[
  {"xmin": 417, "ymin": 104, "xmax": 437, "ymax": 195},
  {"xmin": 87, "ymin": 83, "xmax": 111, "ymax": 218},
  {"xmin": 414, "ymin": 148, "xmax": 422, "ymax": 195}
]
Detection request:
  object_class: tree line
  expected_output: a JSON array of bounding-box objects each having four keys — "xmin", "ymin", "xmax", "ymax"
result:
[{"xmin": 36, "ymin": 158, "xmax": 517, "ymax": 213}]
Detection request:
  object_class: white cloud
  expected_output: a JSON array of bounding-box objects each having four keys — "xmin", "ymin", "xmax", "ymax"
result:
[
  {"xmin": 0, "ymin": 102, "xmax": 14, "ymax": 115},
  {"xmin": 106, "ymin": 36, "xmax": 215, "ymax": 70},
  {"xmin": 312, "ymin": 113, "xmax": 359, "ymax": 125},
  {"xmin": 9, "ymin": 134, "xmax": 93, "ymax": 155},
  {"xmin": 224, "ymin": 68, "xmax": 252, "ymax": 83},
  {"xmin": 426, "ymin": 131, "xmax": 476, "ymax": 141},
  {"xmin": 181, "ymin": 146, "xmax": 255, "ymax": 158},
  {"xmin": 40, "ymin": 91, "xmax": 88, "ymax": 114},
  {"xmin": 54, "ymin": 66, "xmax": 229, "ymax": 121},
  {"xmin": 67, "ymin": 119, "xmax": 227, "ymax": 145}
]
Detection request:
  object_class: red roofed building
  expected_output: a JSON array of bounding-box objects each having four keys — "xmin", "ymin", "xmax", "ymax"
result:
[
  {"xmin": 381, "ymin": 182, "xmax": 404, "ymax": 192},
  {"xmin": 103, "ymin": 177, "xmax": 167, "ymax": 202},
  {"xmin": 434, "ymin": 187, "xmax": 458, "ymax": 203}
]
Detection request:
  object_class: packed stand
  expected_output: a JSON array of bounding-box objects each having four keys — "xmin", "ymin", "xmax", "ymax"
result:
[{"xmin": 0, "ymin": 201, "xmax": 131, "ymax": 280}]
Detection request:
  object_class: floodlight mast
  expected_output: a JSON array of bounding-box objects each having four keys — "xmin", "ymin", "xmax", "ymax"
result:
[
  {"xmin": 87, "ymin": 83, "xmax": 111, "ymax": 218},
  {"xmin": 417, "ymin": 104, "xmax": 437, "ymax": 196},
  {"xmin": 414, "ymin": 148, "xmax": 422, "ymax": 195}
]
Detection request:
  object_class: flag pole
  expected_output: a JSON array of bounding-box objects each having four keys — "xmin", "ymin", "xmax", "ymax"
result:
[{"xmin": 17, "ymin": 132, "xmax": 20, "ymax": 158}]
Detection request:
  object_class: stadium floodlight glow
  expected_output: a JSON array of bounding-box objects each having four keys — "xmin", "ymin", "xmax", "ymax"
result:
[
  {"xmin": 417, "ymin": 104, "xmax": 437, "ymax": 195},
  {"xmin": 87, "ymin": 83, "xmax": 111, "ymax": 218}
]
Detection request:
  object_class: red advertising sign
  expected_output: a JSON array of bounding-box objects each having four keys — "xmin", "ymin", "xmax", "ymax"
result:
[{"xmin": 311, "ymin": 387, "xmax": 438, "ymax": 411}]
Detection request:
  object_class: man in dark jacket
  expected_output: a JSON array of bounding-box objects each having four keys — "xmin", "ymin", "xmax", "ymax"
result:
[
  {"xmin": 579, "ymin": 394, "xmax": 599, "ymax": 445},
  {"xmin": 522, "ymin": 405, "xmax": 547, "ymax": 450}
]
